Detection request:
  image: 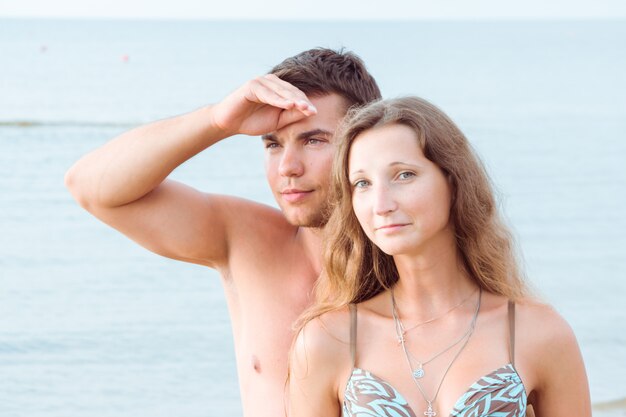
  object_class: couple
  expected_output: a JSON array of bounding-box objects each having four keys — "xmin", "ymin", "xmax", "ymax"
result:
[{"xmin": 66, "ymin": 48, "xmax": 590, "ymax": 416}]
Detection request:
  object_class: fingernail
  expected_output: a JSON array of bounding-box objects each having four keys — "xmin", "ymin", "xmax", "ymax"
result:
[{"xmin": 296, "ymin": 100, "xmax": 316, "ymax": 114}]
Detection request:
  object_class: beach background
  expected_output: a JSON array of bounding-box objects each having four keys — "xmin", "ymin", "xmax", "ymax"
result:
[{"xmin": 1, "ymin": 17, "xmax": 625, "ymax": 416}]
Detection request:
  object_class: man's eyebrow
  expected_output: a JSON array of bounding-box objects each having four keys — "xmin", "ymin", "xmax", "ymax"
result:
[
  {"xmin": 297, "ymin": 129, "xmax": 333, "ymax": 140},
  {"xmin": 262, "ymin": 129, "xmax": 332, "ymax": 142}
]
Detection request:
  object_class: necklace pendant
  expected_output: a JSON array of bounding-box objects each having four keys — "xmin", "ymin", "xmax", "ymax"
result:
[
  {"xmin": 412, "ymin": 365, "xmax": 425, "ymax": 379},
  {"xmin": 424, "ymin": 404, "xmax": 437, "ymax": 417}
]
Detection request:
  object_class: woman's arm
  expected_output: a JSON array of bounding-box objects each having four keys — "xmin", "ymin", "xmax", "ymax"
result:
[
  {"xmin": 524, "ymin": 304, "xmax": 591, "ymax": 416},
  {"xmin": 288, "ymin": 315, "xmax": 351, "ymax": 417}
]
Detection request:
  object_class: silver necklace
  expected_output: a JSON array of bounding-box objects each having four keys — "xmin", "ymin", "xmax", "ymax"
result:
[
  {"xmin": 396, "ymin": 288, "xmax": 477, "ymax": 338},
  {"xmin": 391, "ymin": 288, "xmax": 482, "ymax": 417},
  {"xmin": 392, "ymin": 289, "xmax": 478, "ymax": 378},
  {"xmin": 396, "ymin": 313, "xmax": 476, "ymax": 379}
]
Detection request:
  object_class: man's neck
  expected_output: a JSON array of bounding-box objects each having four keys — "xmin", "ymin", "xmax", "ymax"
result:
[{"xmin": 294, "ymin": 226, "xmax": 324, "ymax": 277}]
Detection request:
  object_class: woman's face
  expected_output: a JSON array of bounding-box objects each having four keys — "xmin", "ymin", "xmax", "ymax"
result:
[{"xmin": 348, "ymin": 123, "xmax": 454, "ymax": 256}]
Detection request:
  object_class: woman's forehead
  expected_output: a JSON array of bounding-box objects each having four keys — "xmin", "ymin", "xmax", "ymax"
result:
[{"xmin": 349, "ymin": 125, "xmax": 425, "ymax": 164}]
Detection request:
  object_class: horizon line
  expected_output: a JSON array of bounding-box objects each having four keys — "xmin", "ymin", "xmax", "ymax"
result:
[{"xmin": 2, "ymin": 15, "xmax": 626, "ymax": 21}]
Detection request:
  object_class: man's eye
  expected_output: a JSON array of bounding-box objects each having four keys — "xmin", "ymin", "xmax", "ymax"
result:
[
  {"xmin": 306, "ymin": 138, "xmax": 323, "ymax": 145},
  {"xmin": 265, "ymin": 142, "xmax": 279, "ymax": 149}
]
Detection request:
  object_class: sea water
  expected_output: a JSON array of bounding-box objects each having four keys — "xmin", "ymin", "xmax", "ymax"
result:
[{"xmin": 1, "ymin": 19, "xmax": 625, "ymax": 416}]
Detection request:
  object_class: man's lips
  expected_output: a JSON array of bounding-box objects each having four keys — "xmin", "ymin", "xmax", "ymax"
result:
[{"xmin": 281, "ymin": 189, "xmax": 314, "ymax": 203}]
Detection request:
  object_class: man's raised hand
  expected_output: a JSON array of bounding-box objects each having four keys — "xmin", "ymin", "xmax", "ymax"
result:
[{"xmin": 210, "ymin": 74, "xmax": 318, "ymax": 137}]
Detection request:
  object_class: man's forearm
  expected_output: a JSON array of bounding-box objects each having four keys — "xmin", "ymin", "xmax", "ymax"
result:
[
  {"xmin": 65, "ymin": 105, "xmax": 225, "ymax": 209},
  {"xmin": 66, "ymin": 74, "xmax": 315, "ymax": 211}
]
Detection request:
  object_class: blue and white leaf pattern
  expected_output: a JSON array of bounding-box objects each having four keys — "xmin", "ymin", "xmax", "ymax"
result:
[
  {"xmin": 343, "ymin": 365, "xmax": 526, "ymax": 417},
  {"xmin": 450, "ymin": 364, "xmax": 526, "ymax": 417},
  {"xmin": 343, "ymin": 368, "xmax": 416, "ymax": 417}
]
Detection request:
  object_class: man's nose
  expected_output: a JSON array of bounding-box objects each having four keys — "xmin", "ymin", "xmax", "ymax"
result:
[
  {"xmin": 278, "ymin": 147, "xmax": 305, "ymax": 177},
  {"xmin": 373, "ymin": 184, "xmax": 398, "ymax": 215}
]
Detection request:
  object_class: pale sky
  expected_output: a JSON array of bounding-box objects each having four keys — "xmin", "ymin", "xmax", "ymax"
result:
[{"xmin": 1, "ymin": 0, "xmax": 625, "ymax": 19}]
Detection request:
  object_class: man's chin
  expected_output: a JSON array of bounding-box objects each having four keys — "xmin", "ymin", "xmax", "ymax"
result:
[
  {"xmin": 282, "ymin": 208, "xmax": 328, "ymax": 229},
  {"xmin": 285, "ymin": 215, "xmax": 327, "ymax": 229}
]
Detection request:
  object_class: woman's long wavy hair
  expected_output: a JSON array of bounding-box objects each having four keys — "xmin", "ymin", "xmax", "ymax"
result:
[{"xmin": 294, "ymin": 96, "xmax": 530, "ymax": 334}]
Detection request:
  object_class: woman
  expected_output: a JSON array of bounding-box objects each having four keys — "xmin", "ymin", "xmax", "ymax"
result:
[{"xmin": 288, "ymin": 97, "xmax": 590, "ymax": 416}]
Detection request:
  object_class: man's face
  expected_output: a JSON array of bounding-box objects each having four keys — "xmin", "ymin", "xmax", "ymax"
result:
[{"xmin": 263, "ymin": 94, "xmax": 347, "ymax": 228}]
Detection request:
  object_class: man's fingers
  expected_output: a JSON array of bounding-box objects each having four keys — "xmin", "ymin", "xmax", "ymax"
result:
[
  {"xmin": 262, "ymin": 74, "xmax": 306, "ymax": 96},
  {"xmin": 258, "ymin": 75, "xmax": 317, "ymax": 115},
  {"xmin": 294, "ymin": 99, "xmax": 317, "ymax": 115},
  {"xmin": 262, "ymin": 74, "xmax": 307, "ymax": 97},
  {"xmin": 247, "ymin": 83, "xmax": 317, "ymax": 117},
  {"xmin": 277, "ymin": 107, "xmax": 312, "ymax": 128},
  {"xmin": 246, "ymin": 79, "xmax": 297, "ymax": 110},
  {"xmin": 256, "ymin": 75, "xmax": 305, "ymax": 103}
]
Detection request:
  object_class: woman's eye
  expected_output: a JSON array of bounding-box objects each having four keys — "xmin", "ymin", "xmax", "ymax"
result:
[
  {"xmin": 353, "ymin": 179, "xmax": 369, "ymax": 188},
  {"xmin": 398, "ymin": 171, "xmax": 415, "ymax": 180}
]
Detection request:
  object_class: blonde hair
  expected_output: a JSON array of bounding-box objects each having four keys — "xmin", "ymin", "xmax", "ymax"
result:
[{"xmin": 295, "ymin": 96, "xmax": 530, "ymax": 332}]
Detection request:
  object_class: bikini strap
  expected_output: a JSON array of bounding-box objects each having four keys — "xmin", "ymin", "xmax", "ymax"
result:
[
  {"xmin": 508, "ymin": 300, "xmax": 516, "ymax": 366},
  {"xmin": 349, "ymin": 304, "xmax": 357, "ymax": 368}
]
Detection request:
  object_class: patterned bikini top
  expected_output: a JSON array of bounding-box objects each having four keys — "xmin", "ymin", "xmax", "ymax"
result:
[{"xmin": 343, "ymin": 301, "xmax": 527, "ymax": 417}]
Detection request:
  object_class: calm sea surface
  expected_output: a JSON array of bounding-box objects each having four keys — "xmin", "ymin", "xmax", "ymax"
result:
[{"xmin": 1, "ymin": 19, "xmax": 625, "ymax": 416}]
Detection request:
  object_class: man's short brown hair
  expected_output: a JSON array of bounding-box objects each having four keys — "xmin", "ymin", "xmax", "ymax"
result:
[{"xmin": 270, "ymin": 48, "xmax": 381, "ymax": 109}]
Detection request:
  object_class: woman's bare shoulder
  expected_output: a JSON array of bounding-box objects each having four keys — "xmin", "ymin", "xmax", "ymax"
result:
[
  {"xmin": 291, "ymin": 306, "xmax": 353, "ymax": 377},
  {"xmin": 515, "ymin": 298, "xmax": 577, "ymax": 342},
  {"xmin": 514, "ymin": 298, "xmax": 583, "ymax": 374},
  {"xmin": 513, "ymin": 301, "xmax": 590, "ymax": 413}
]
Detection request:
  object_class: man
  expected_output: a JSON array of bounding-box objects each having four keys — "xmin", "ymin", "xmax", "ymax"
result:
[{"xmin": 65, "ymin": 48, "xmax": 381, "ymax": 416}]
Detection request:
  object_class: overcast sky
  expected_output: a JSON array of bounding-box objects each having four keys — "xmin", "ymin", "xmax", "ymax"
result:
[{"xmin": 2, "ymin": 0, "xmax": 626, "ymax": 19}]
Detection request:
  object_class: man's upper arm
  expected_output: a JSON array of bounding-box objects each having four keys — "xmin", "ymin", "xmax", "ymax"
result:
[{"xmin": 83, "ymin": 179, "xmax": 263, "ymax": 269}]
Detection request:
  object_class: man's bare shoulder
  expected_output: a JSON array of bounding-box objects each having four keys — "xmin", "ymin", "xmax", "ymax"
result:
[
  {"xmin": 208, "ymin": 193, "xmax": 300, "ymax": 255},
  {"xmin": 209, "ymin": 194, "xmax": 313, "ymax": 284},
  {"xmin": 212, "ymin": 194, "xmax": 296, "ymax": 237}
]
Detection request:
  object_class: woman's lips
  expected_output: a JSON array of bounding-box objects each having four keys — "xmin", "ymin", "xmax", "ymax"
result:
[{"xmin": 376, "ymin": 223, "xmax": 409, "ymax": 232}]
